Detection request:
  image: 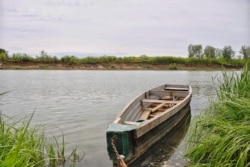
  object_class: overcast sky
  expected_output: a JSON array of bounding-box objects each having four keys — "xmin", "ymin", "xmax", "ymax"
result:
[{"xmin": 0, "ymin": 0, "xmax": 249, "ymax": 57}]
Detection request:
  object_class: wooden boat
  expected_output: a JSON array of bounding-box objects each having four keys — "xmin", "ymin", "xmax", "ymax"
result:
[{"xmin": 106, "ymin": 84, "xmax": 192, "ymax": 166}]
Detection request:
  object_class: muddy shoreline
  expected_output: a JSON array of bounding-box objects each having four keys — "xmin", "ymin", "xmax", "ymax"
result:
[{"xmin": 0, "ymin": 62, "xmax": 242, "ymax": 70}]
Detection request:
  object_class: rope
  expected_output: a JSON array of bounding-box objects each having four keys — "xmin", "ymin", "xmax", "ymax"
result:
[{"xmin": 111, "ymin": 137, "xmax": 128, "ymax": 167}]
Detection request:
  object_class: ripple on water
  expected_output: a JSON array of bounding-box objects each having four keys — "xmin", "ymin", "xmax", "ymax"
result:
[{"xmin": 0, "ymin": 70, "xmax": 222, "ymax": 167}]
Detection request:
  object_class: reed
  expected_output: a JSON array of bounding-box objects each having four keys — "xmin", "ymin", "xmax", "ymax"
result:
[
  {"xmin": 0, "ymin": 112, "xmax": 80, "ymax": 167},
  {"xmin": 185, "ymin": 64, "xmax": 250, "ymax": 167}
]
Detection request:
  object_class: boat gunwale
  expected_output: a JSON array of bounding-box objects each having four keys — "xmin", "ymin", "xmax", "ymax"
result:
[{"xmin": 113, "ymin": 84, "xmax": 192, "ymax": 130}]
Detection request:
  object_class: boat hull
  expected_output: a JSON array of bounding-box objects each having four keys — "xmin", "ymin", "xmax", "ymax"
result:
[
  {"xmin": 106, "ymin": 84, "xmax": 192, "ymax": 165},
  {"xmin": 129, "ymin": 103, "xmax": 191, "ymax": 165}
]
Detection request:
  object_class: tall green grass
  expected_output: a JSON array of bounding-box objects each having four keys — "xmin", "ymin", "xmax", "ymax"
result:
[
  {"xmin": 0, "ymin": 112, "xmax": 80, "ymax": 167},
  {"xmin": 185, "ymin": 65, "xmax": 250, "ymax": 167}
]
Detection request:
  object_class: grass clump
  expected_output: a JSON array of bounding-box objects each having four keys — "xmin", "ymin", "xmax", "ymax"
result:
[
  {"xmin": 185, "ymin": 64, "xmax": 250, "ymax": 167},
  {"xmin": 168, "ymin": 63, "xmax": 178, "ymax": 70},
  {"xmin": 0, "ymin": 112, "xmax": 80, "ymax": 167}
]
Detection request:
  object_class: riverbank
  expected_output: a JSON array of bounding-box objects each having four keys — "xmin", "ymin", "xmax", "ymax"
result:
[
  {"xmin": 185, "ymin": 65, "xmax": 250, "ymax": 166},
  {"xmin": 0, "ymin": 62, "xmax": 243, "ymax": 70}
]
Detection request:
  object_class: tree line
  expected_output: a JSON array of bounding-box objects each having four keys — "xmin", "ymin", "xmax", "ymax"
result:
[
  {"xmin": 0, "ymin": 45, "xmax": 249, "ymax": 67},
  {"xmin": 188, "ymin": 44, "xmax": 250, "ymax": 59}
]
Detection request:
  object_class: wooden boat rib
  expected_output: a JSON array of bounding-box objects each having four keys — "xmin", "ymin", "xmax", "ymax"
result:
[{"xmin": 106, "ymin": 84, "xmax": 192, "ymax": 166}]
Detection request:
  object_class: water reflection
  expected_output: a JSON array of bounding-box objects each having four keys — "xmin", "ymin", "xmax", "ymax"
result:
[{"xmin": 130, "ymin": 107, "xmax": 191, "ymax": 167}]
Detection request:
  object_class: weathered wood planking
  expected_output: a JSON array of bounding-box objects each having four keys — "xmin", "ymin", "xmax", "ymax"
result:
[
  {"xmin": 141, "ymin": 99, "xmax": 180, "ymax": 104},
  {"xmin": 151, "ymin": 103, "xmax": 168, "ymax": 112},
  {"xmin": 139, "ymin": 110, "xmax": 151, "ymax": 120},
  {"xmin": 165, "ymin": 87, "xmax": 189, "ymax": 91}
]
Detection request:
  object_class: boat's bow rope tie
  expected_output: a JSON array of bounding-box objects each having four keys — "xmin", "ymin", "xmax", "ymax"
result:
[{"xmin": 111, "ymin": 136, "xmax": 127, "ymax": 167}]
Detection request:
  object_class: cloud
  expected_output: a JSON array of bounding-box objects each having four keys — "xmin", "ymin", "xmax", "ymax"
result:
[{"xmin": 1, "ymin": 0, "xmax": 249, "ymax": 57}]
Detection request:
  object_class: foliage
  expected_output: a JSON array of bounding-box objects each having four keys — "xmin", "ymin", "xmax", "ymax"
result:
[
  {"xmin": 0, "ymin": 46, "xmax": 249, "ymax": 69},
  {"xmin": 185, "ymin": 65, "xmax": 250, "ymax": 167},
  {"xmin": 0, "ymin": 48, "xmax": 7, "ymax": 54},
  {"xmin": 204, "ymin": 46, "xmax": 216, "ymax": 58},
  {"xmin": 10, "ymin": 53, "xmax": 35, "ymax": 62},
  {"xmin": 0, "ymin": 112, "xmax": 81, "ymax": 167},
  {"xmin": 240, "ymin": 45, "xmax": 250, "ymax": 59},
  {"xmin": 222, "ymin": 46, "xmax": 234, "ymax": 59},
  {"xmin": 0, "ymin": 48, "xmax": 8, "ymax": 60},
  {"xmin": 36, "ymin": 50, "xmax": 59, "ymax": 63},
  {"xmin": 0, "ymin": 53, "xmax": 8, "ymax": 61},
  {"xmin": 215, "ymin": 48, "xmax": 222, "ymax": 58},
  {"xmin": 187, "ymin": 44, "xmax": 250, "ymax": 60},
  {"xmin": 168, "ymin": 63, "xmax": 177, "ymax": 70},
  {"xmin": 188, "ymin": 44, "xmax": 203, "ymax": 58}
]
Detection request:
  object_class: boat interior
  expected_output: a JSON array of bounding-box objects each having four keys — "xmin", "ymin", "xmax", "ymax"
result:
[{"xmin": 116, "ymin": 85, "xmax": 190, "ymax": 125}]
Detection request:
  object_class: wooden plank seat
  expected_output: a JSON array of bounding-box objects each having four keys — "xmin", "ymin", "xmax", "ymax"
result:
[
  {"xmin": 165, "ymin": 87, "xmax": 189, "ymax": 91},
  {"xmin": 123, "ymin": 121, "xmax": 141, "ymax": 126},
  {"xmin": 150, "ymin": 103, "xmax": 167, "ymax": 113},
  {"xmin": 139, "ymin": 110, "xmax": 151, "ymax": 120},
  {"xmin": 149, "ymin": 110, "xmax": 165, "ymax": 117},
  {"xmin": 141, "ymin": 99, "xmax": 180, "ymax": 104},
  {"xmin": 139, "ymin": 101, "xmax": 175, "ymax": 120}
]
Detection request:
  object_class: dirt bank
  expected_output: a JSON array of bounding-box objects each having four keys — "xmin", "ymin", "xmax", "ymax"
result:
[{"xmin": 0, "ymin": 62, "xmax": 241, "ymax": 70}]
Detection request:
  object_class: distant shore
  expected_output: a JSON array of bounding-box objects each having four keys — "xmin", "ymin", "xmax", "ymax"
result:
[{"xmin": 0, "ymin": 62, "xmax": 242, "ymax": 70}]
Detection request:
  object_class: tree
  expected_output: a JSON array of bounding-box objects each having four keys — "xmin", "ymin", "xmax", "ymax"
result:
[
  {"xmin": 215, "ymin": 48, "xmax": 222, "ymax": 58},
  {"xmin": 37, "ymin": 50, "xmax": 58, "ymax": 63},
  {"xmin": 204, "ymin": 46, "xmax": 216, "ymax": 58},
  {"xmin": 239, "ymin": 45, "xmax": 250, "ymax": 59},
  {"xmin": 188, "ymin": 44, "xmax": 203, "ymax": 58},
  {"xmin": 0, "ymin": 48, "xmax": 8, "ymax": 60},
  {"xmin": 188, "ymin": 44, "xmax": 194, "ymax": 58},
  {"xmin": 222, "ymin": 46, "xmax": 234, "ymax": 59},
  {"xmin": 40, "ymin": 50, "xmax": 47, "ymax": 57}
]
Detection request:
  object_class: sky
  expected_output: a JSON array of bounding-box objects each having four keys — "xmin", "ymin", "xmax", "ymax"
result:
[{"xmin": 0, "ymin": 0, "xmax": 249, "ymax": 57}]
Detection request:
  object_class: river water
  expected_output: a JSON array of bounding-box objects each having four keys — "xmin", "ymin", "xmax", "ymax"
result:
[{"xmin": 0, "ymin": 70, "xmax": 222, "ymax": 167}]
